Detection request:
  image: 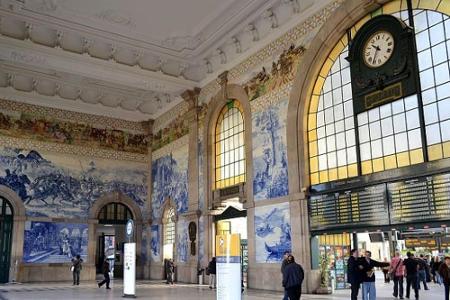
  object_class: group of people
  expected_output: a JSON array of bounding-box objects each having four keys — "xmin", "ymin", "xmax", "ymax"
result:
[
  {"xmin": 70, "ymin": 255, "xmax": 111, "ymax": 290},
  {"xmin": 347, "ymin": 249, "xmax": 450, "ymax": 300},
  {"xmin": 281, "ymin": 251, "xmax": 305, "ymax": 300}
]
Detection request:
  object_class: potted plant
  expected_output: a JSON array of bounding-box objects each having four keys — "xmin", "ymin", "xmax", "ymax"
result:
[{"xmin": 316, "ymin": 254, "xmax": 332, "ymax": 294}]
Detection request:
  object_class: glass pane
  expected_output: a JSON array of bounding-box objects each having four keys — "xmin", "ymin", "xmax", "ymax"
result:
[
  {"xmin": 430, "ymin": 23, "xmax": 445, "ymax": 46},
  {"xmin": 381, "ymin": 118, "xmax": 394, "ymax": 137},
  {"xmin": 424, "ymin": 103, "xmax": 439, "ymax": 125},
  {"xmin": 432, "ymin": 42, "xmax": 447, "ymax": 65},
  {"xmin": 418, "ymin": 49, "xmax": 432, "ymax": 70},
  {"xmin": 408, "ymin": 129, "xmax": 422, "ymax": 149},
  {"xmin": 371, "ymin": 139, "xmax": 383, "ymax": 158},
  {"xmin": 393, "ymin": 114, "xmax": 406, "ymax": 133},
  {"xmin": 383, "ymin": 136, "xmax": 396, "ymax": 155},
  {"xmin": 441, "ymin": 119, "xmax": 450, "ymax": 142},
  {"xmin": 369, "ymin": 121, "xmax": 381, "ymax": 140},
  {"xmin": 347, "ymin": 146, "xmax": 357, "ymax": 164},
  {"xmin": 359, "ymin": 124, "xmax": 370, "ymax": 143},
  {"xmin": 426, "ymin": 123, "xmax": 441, "ymax": 145},
  {"xmin": 406, "ymin": 109, "xmax": 420, "ymax": 130},
  {"xmin": 360, "ymin": 142, "xmax": 371, "ymax": 161},
  {"xmin": 395, "ymin": 132, "xmax": 408, "ymax": 152},
  {"xmin": 434, "ymin": 62, "xmax": 450, "ymax": 85}
]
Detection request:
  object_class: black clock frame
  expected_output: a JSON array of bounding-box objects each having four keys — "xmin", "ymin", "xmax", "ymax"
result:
[{"xmin": 347, "ymin": 14, "xmax": 419, "ymax": 114}]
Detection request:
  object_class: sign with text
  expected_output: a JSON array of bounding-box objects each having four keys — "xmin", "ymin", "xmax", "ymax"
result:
[
  {"xmin": 216, "ymin": 234, "xmax": 241, "ymax": 300},
  {"xmin": 123, "ymin": 243, "xmax": 136, "ymax": 298}
]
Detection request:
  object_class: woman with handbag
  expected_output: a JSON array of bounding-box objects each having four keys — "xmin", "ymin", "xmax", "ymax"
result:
[{"xmin": 389, "ymin": 252, "xmax": 405, "ymax": 299}]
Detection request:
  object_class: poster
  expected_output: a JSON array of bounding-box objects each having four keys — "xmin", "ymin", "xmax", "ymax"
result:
[{"xmin": 123, "ymin": 243, "xmax": 136, "ymax": 297}]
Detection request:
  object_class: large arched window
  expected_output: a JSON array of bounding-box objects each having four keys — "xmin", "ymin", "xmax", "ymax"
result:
[
  {"xmin": 163, "ymin": 206, "xmax": 175, "ymax": 260},
  {"xmin": 215, "ymin": 100, "xmax": 246, "ymax": 189},
  {"xmin": 307, "ymin": 1, "xmax": 450, "ymax": 185}
]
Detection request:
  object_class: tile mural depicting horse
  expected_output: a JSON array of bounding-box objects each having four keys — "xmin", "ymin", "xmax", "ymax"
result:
[
  {"xmin": 254, "ymin": 202, "xmax": 291, "ymax": 263},
  {"xmin": 0, "ymin": 147, "xmax": 147, "ymax": 218},
  {"xmin": 23, "ymin": 221, "xmax": 88, "ymax": 263}
]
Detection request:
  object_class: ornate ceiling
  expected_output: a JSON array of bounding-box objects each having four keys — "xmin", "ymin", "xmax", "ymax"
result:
[{"xmin": 0, "ymin": 0, "xmax": 325, "ymax": 121}]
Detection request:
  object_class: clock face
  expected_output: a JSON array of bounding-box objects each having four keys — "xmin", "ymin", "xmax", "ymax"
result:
[{"xmin": 363, "ymin": 31, "xmax": 395, "ymax": 68}]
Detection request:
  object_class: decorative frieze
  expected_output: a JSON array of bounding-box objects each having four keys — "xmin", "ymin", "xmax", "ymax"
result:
[
  {"xmin": 0, "ymin": 98, "xmax": 147, "ymax": 133},
  {"xmin": 250, "ymin": 83, "xmax": 293, "ymax": 113},
  {"xmin": 0, "ymin": 135, "xmax": 148, "ymax": 162}
]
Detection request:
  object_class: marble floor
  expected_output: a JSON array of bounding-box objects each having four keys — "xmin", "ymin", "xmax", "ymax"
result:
[{"xmin": 0, "ymin": 278, "xmax": 445, "ymax": 299}]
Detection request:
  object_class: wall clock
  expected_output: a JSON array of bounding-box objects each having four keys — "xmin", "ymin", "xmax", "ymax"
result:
[{"xmin": 347, "ymin": 15, "xmax": 419, "ymax": 115}]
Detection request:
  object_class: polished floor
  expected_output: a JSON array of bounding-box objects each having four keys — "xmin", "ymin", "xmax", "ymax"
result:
[{"xmin": 0, "ymin": 277, "xmax": 445, "ymax": 299}]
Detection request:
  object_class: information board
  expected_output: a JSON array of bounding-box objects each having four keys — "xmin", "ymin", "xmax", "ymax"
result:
[
  {"xmin": 309, "ymin": 184, "xmax": 388, "ymax": 231},
  {"xmin": 123, "ymin": 243, "xmax": 136, "ymax": 298},
  {"xmin": 216, "ymin": 234, "xmax": 241, "ymax": 300}
]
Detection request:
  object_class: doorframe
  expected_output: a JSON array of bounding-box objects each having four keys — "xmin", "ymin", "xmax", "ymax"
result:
[
  {"xmin": 0, "ymin": 185, "xmax": 26, "ymax": 283},
  {"xmin": 88, "ymin": 191, "xmax": 144, "ymax": 277}
]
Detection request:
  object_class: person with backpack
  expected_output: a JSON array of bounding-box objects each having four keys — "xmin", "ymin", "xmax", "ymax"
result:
[
  {"xmin": 389, "ymin": 251, "xmax": 405, "ymax": 299},
  {"xmin": 71, "ymin": 254, "xmax": 83, "ymax": 286},
  {"xmin": 282, "ymin": 255, "xmax": 304, "ymax": 300},
  {"xmin": 207, "ymin": 257, "xmax": 217, "ymax": 289}
]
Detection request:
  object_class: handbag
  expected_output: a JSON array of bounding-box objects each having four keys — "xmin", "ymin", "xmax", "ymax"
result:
[
  {"xmin": 389, "ymin": 259, "xmax": 401, "ymax": 280},
  {"xmin": 70, "ymin": 266, "xmax": 75, "ymax": 272}
]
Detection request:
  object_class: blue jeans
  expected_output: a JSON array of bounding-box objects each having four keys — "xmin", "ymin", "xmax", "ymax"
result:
[
  {"xmin": 283, "ymin": 289, "xmax": 288, "ymax": 300},
  {"xmin": 417, "ymin": 270, "xmax": 428, "ymax": 290},
  {"xmin": 362, "ymin": 281, "xmax": 376, "ymax": 300}
]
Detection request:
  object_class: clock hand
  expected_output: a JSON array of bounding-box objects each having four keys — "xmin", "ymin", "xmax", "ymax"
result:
[{"xmin": 372, "ymin": 47, "xmax": 379, "ymax": 64}]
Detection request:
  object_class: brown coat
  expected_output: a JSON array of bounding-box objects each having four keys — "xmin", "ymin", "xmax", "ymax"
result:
[{"xmin": 438, "ymin": 263, "xmax": 450, "ymax": 285}]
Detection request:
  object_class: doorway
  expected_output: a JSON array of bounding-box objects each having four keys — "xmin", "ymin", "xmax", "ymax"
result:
[
  {"xmin": 96, "ymin": 202, "xmax": 133, "ymax": 278},
  {"xmin": 0, "ymin": 196, "xmax": 13, "ymax": 283}
]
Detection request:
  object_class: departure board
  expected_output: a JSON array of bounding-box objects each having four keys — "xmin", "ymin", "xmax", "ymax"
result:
[
  {"xmin": 389, "ymin": 173, "xmax": 450, "ymax": 224},
  {"xmin": 309, "ymin": 184, "xmax": 388, "ymax": 231}
]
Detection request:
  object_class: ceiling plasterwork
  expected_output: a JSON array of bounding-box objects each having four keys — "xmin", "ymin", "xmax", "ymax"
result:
[{"xmin": 0, "ymin": 0, "xmax": 335, "ymax": 120}]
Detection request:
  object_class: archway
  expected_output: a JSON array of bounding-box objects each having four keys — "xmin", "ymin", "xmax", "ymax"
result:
[
  {"xmin": 0, "ymin": 185, "xmax": 26, "ymax": 283},
  {"xmin": 88, "ymin": 192, "xmax": 143, "ymax": 278},
  {"xmin": 0, "ymin": 196, "xmax": 13, "ymax": 283}
]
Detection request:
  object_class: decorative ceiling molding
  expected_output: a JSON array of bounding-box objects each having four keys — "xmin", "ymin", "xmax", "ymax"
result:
[{"xmin": 198, "ymin": 0, "xmax": 344, "ymax": 103}]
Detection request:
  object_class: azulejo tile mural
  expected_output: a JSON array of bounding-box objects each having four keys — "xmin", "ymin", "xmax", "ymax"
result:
[
  {"xmin": 0, "ymin": 112, "xmax": 148, "ymax": 154},
  {"xmin": 176, "ymin": 219, "xmax": 189, "ymax": 263},
  {"xmin": 23, "ymin": 221, "xmax": 88, "ymax": 263},
  {"xmin": 254, "ymin": 202, "xmax": 291, "ymax": 263},
  {"xmin": 0, "ymin": 147, "xmax": 147, "ymax": 218},
  {"xmin": 150, "ymin": 224, "xmax": 161, "ymax": 262},
  {"xmin": 198, "ymin": 216, "xmax": 205, "ymax": 265},
  {"xmin": 151, "ymin": 143, "xmax": 189, "ymax": 219},
  {"xmin": 252, "ymin": 98, "xmax": 289, "ymax": 201},
  {"xmin": 198, "ymin": 140, "xmax": 205, "ymax": 211},
  {"xmin": 244, "ymin": 45, "xmax": 305, "ymax": 101}
]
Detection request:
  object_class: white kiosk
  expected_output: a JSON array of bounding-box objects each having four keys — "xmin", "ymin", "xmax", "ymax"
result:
[
  {"xmin": 123, "ymin": 219, "xmax": 136, "ymax": 298},
  {"xmin": 216, "ymin": 234, "xmax": 241, "ymax": 300}
]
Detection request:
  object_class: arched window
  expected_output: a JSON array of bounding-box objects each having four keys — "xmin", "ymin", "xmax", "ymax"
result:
[
  {"xmin": 163, "ymin": 206, "xmax": 175, "ymax": 260},
  {"xmin": 0, "ymin": 197, "xmax": 13, "ymax": 217},
  {"xmin": 98, "ymin": 202, "xmax": 133, "ymax": 224},
  {"xmin": 307, "ymin": 1, "xmax": 450, "ymax": 185},
  {"xmin": 215, "ymin": 100, "xmax": 246, "ymax": 189}
]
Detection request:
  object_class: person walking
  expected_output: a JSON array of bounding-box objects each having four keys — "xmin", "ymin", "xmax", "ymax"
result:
[
  {"xmin": 404, "ymin": 252, "xmax": 419, "ymax": 300},
  {"xmin": 434, "ymin": 256, "xmax": 443, "ymax": 285},
  {"xmin": 438, "ymin": 256, "xmax": 450, "ymax": 300},
  {"xmin": 360, "ymin": 250, "xmax": 389, "ymax": 300},
  {"xmin": 417, "ymin": 255, "xmax": 429, "ymax": 290},
  {"xmin": 98, "ymin": 259, "xmax": 111, "ymax": 289},
  {"xmin": 382, "ymin": 258, "xmax": 390, "ymax": 283},
  {"xmin": 166, "ymin": 258, "xmax": 175, "ymax": 285},
  {"xmin": 389, "ymin": 251, "xmax": 405, "ymax": 299},
  {"xmin": 281, "ymin": 251, "xmax": 290, "ymax": 300},
  {"xmin": 71, "ymin": 254, "xmax": 83, "ymax": 286},
  {"xmin": 208, "ymin": 257, "xmax": 217, "ymax": 289},
  {"xmin": 282, "ymin": 255, "xmax": 304, "ymax": 300},
  {"xmin": 347, "ymin": 249, "xmax": 363, "ymax": 300}
]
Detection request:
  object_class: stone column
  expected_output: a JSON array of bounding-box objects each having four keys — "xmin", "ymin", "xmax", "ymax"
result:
[
  {"xmin": 178, "ymin": 88, "xmax": 201, "ymax": 283},
  {"xmin": 142, "ymin": 119, "xmax": 154, "ymax": 279},
  {"xmin": 289, "ymin": 192, "xmax": 318, "ymax": 293}
]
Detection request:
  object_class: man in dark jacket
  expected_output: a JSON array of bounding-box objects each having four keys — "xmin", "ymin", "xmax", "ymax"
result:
[
  {"xmin": 282, "ymin": 255, "xmax": 304, "ymax": 300},
  {"xmin": 438, "ymin": 256, "xmax": 450, "ymax": 300},
  {"xmin": 281, "ymin": 251, "xmax": 290, "ymax": 300},
  {"xmin": 404, "ymin": 252, "xmax": 419, "ymax": 300},
  {"xmin": 97, "ymin": 259, "xmax": 111, "ymax": 289},
  {"xmin": 347, "ymin": 249, "xmax": 363, "ymax": 300},
  {"xmin": 360, "ymin": 251, "xmax": 389, "ymax": 300},
  {"xmin": 208, "ymin": 257, "xmax": 217, "ymax": 289},
  {"xmin": 71, "ymin": 255, "xmax": 83, "ymax": 286}
]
